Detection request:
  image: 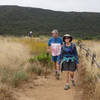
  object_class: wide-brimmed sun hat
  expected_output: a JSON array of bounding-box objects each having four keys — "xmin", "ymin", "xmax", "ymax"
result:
[{"xmin": 63, "ymin": 34, "xmax": 73, "ymax": 42}]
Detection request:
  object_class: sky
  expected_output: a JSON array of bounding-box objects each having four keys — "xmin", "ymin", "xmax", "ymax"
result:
[{"xmin": 0, "ymin": 0, "xmax": 100, "ymax": 12}]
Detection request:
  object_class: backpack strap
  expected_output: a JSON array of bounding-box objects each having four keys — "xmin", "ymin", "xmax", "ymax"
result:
[
  {"xmin": 62, "ymin": 44, "xmax": 64, "ymax": 58},
  {"xmin": 62, "ymin": 42, "xmax": 74, "ymax": 51},
  {"xmin": 71, "ymin": 42, "xmax": 74, "ymax": 51},
  {"xmin": 62, "ymin": 43, "xmax": 75, "ymax": 58}
]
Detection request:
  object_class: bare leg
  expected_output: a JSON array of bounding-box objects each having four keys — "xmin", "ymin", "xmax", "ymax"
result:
[
  {"xmin": 66, "ymin": 71, "xmax": 70, "ymax": 83},
  {"xmin": 64, "ymin": 71, "xmax": 70, "ymax": 90},
  {"xmin": 70, "ymin": 71, "xmax": 74, "ymax": 80},
  {"xmin": 54, "ymin": 62, "xmax": 57, "ymax": 76},
  {"xmin": 54, "ymin": 62, "xmax": 60, "ymax": 73},
  {"xmin": 54, "ymin": 62, "xmax": 57, "ymax": 70},
  {"xmin": 70, "ymin": 71, "xmax": 75, "ymax": 86},
  {"xmin": 55, "ymin": 62, "xmax": 60, "ymax": 80},
  {"xmin": 56, "ymin": 62, "xmax": 60, "ymax": 71}
]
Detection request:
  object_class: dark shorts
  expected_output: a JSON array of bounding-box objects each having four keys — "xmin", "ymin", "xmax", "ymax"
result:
[
  {"xmin": 61, "ymin": 61, "xmax": 77, "ymax": 72},
  {"xmin": 52, "ymin": 55, "xmax": 61, "ymax": 65}
]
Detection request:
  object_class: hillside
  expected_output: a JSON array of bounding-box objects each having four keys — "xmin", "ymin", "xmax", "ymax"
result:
[{"xmin": 0, "ymin": 5, "xmax": 100, "ymax": 39}]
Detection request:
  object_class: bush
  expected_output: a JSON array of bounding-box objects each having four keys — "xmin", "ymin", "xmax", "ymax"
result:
[
  {"xmin": 0, "ymin": 68, "xmax": 29, "ymax": 87},
  {"xmin": 29, "ymin": 53, "xmax": 53, "ymax": 69},
  {"xmin": 29, "ymin": 57, "xmax": 36, "ymax": 63},
  {"xmin": 27, "ymin": 65, "xmax": 37, "ymax": 73},
  {"xmin": 37, "ymin": 53, "xmax": 52, "ymax": 65},
  {"xmin": 0, "ymin": 68, "xmax": 14, "ymax": 84},
  {"xmin": 36, "ymin": 67, "xmax": 44, "ymax": 76},
  {"xmin": 28, "ymin": 53, "xmax": 53, "ymax": 78},
  {"xmin": 36, "ymin": 53, "xmax": 53, "ymax": 78},
  {"xmin": 27, "ymin": 64, "xmax": 44, "ymax": 76},
  {"xmin": 12, "ymin": 70, "xmax": 29, "ymax": 87}
]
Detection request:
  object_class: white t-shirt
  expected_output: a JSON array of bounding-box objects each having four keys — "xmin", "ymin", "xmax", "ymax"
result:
[{"xmin": 51, "ymin": 43, "xmax": 62, "ymax": 56}]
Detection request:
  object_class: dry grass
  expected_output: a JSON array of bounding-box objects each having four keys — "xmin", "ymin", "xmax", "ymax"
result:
[
  {"xmin": 0, "ymin": 36, "xmax": 32, "ymax": 88},
  {"xmin": 84, "ymin": 40, "xmax": 100, "ymax": 59},
  {"xmin": 1, "ymin": 36, "xmax": 100, "ymax": 100},
  {"xmin": 0, "ymin": 35, "xmax": 47, "ymax": 69},
  {"xmin": 83, "ymin": 40, "xmax": 100, "ymax": 77},
  {"xmin": 75, "ymin": 55, "xmax": 95, "ymax": 100},
  {"xmin": 80, "ymin": 40, "xmax": 100, "ymax": 100},
  {"xmin": 0, "ymin": 36, "xmax": 48, "ymax": 88},
  {"xmin": 94, "ymin": 83, "xmax": 100, "ymax": 100},
  {"xmin": 0, "ymin": 36, "xmax": 30, "ymax": 70}
]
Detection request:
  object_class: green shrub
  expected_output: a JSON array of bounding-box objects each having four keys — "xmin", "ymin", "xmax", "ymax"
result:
[
  {"xmin": 28, "ymin": 53, "xmax": 53, "ymax": 78},
  {"xmin": 37, "ymin": 53, "xmax": 53, "ymax": 77},
  {"xmin": 37, "ymin": 53, "xmax": 52, "ymax": 65},
  {"xmin": 29, "ymin": 57, "xmax": 36, "ymax": 63}
]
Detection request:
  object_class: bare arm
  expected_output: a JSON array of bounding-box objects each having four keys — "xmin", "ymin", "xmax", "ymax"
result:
[{"xmin": 47, "ymin": 46, "xmax": 51, "ymax": 55}]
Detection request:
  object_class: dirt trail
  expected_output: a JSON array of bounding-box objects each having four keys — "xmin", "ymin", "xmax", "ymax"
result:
[{"xmin": 14, "ymin": 72, "xmax": 79, "ymax": 100}]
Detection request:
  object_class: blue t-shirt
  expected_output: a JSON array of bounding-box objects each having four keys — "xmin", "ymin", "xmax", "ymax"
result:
[
  {"xmin": 48, "ymin": 37, "xmax": 63, "ymax": 46},
  {"xmin": 61, "ymin": 43, "xmax": 79, "ymax": 64}
]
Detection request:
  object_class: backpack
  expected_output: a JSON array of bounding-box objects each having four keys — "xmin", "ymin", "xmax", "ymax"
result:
[{"xmin": 62, "ymin": 43, "xmax": 75, "ymax": 57}]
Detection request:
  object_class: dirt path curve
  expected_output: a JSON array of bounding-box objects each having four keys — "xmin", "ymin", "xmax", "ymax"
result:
[{"xmin": 14, "ymin": 72, "xmax": 78, "ymax": 100}]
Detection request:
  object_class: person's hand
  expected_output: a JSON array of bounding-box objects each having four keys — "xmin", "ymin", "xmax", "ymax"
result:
[
  {"xmin": 77, "ymin": 64, "xmax": 80, "ymax": 67},
  {"xmin": 47, "ymin": 52, "xmax": 49, "ymax": 56},
  {"xmin": 76, "ymin": 64, "xmax": 79, "ymax": 71},
  {"xmin": 47, "ymin": 48, "xmax": 50, "ymax": 56}
]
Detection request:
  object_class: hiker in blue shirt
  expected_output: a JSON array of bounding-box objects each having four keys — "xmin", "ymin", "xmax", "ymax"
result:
[
  {"xmin": 61, "ymin": 34, "xmax": 79, "ymax": 90},
  {"xmin": 47, "ymin": 29, "xmax": 63, "ymax": 80}
]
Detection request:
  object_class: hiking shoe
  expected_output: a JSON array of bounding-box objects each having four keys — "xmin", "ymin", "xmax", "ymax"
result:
[
  {"xmin": 64, "ymin": 85, "xmax": 70, "ymax": 90},
  {"xmin": 72, "ymin": 80, "xmax": 75, "ymax": 86},
  {"xmin": 56, "ymin": 71, "xmax": 60, "ymax": 80}
]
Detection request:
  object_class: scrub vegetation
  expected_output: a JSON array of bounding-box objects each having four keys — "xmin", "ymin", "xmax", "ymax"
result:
[{"xmin": 0, "ymin": 36, "xmax": 100, "ymax": 100}]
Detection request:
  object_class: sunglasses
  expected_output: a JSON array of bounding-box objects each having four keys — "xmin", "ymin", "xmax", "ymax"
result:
[{"xmin": 65, "ymin": 37, "xmax": 70, "ymax": 39}]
